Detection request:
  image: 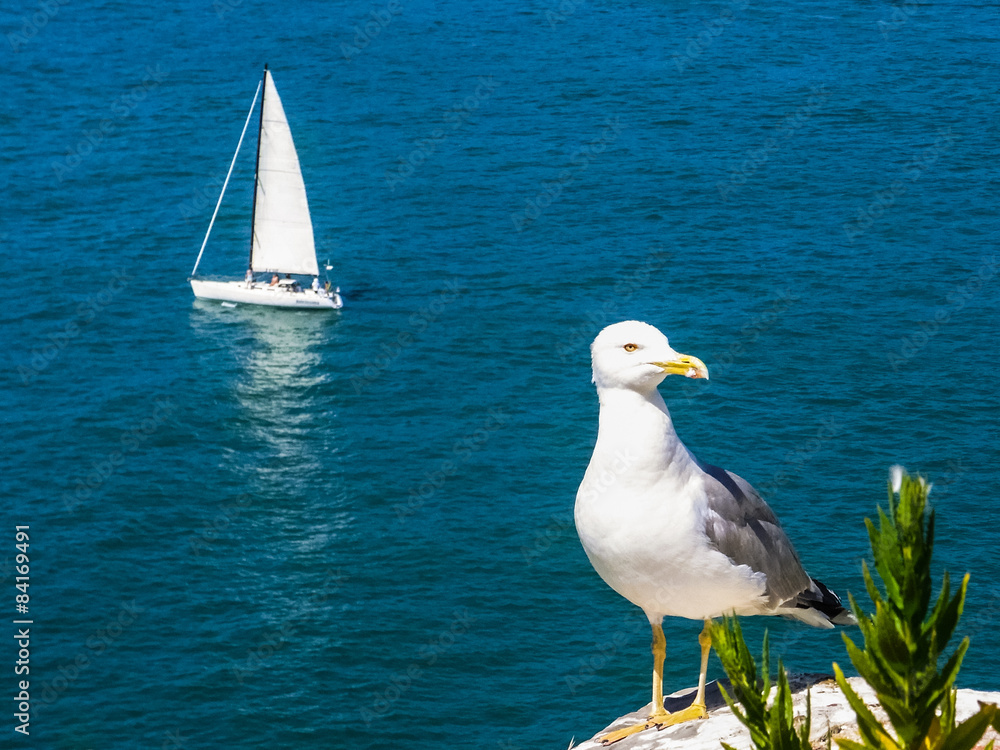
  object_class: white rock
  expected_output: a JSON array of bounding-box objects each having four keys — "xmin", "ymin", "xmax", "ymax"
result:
[{"xmin": 573, "ymin": 675, "xmax": 1000, "ymax": 750}]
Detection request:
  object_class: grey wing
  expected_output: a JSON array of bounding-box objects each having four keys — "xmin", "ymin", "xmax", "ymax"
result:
[{"xmin": 699, "ymin": 462, "xmax": 811, "ymax": 607}]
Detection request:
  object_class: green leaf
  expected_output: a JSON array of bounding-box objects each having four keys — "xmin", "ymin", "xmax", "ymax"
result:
[
  {"xmin": 837, "ymin": 739, "xmax": 874, "ymax": 750},
  {"xmin": 798, "ymin": 684, "xmax": 813, "ymax": 750},
  {"xmin": 762, "ymin": 629, "xmax": 772, "ymax": 703},
  {"xmin": 862, "ymin": 560, "xmax": 884, "ymax": 609},
  {"xmin": 937, "ymin": 706, "xmax": 996, "ymax": 750},
  {"xmin": 933, "ymin": 575, "xmax": 969, "ymax": 654},
  {"xmin": 933, "ymin": 639, "xmax": 970, "ymax": 699},
  {"xmin": 712, "ymin": 615, "xmax": 818, "ymax": 750},
  {"xmin": 837, "ymin": 469, "xmax": 982, "ymax": 750},
  {"xmin": 835, "ymin": 663, "xmax": 897, "ymax": 750}
]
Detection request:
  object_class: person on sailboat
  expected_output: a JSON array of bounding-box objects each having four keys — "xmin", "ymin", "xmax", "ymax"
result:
[
  {"xmin": 269, "ymin": 274, "xmax": 280, "ymax": 286},
  {"xmin": 311, "ymin": 277, "xmax": 320, "ymax": 292},
  {"xmin": 245, "ymin": 269, "xmax": 254, "ymax": 287}
]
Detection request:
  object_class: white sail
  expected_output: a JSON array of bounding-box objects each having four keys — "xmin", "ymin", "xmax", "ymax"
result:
[{"xmin": 250, "ymin": 71, "xmax": 318, "ymax": 276}]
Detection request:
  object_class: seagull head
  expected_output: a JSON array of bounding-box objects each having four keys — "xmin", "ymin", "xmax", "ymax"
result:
[{"xmin": 590, "ymin": 321, "xmax": 709, "ymax": 393}]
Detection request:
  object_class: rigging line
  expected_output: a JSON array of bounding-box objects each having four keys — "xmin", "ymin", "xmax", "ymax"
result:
[{"xmin": 190, "ymin": 78, "xmax": 263, "ymax": 278}]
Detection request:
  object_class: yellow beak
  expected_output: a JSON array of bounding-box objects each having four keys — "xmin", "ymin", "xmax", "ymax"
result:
[{"xmin": 651, "ymin": 354, "xmax": 710, "ymax": 380}]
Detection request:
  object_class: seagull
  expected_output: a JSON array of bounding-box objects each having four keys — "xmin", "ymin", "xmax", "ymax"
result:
[{"xmin": 575, "ymin": 321, "xmax": 854, "ymax": 745}]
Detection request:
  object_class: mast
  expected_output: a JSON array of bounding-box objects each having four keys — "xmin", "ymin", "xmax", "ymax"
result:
[{"xmin": 248, "ymin": 63, "xmax": 268, "ymax": 273}]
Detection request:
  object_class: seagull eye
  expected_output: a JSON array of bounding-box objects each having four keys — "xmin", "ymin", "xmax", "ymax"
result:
[{"xmin": 623, "ymin": 343, "xmax": 638, "ymax": 352}]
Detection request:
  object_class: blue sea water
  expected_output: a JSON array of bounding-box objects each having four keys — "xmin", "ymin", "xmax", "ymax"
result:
[{"xmin": 2, "ymin": 0, "xmax": 999, "ymax": 747}]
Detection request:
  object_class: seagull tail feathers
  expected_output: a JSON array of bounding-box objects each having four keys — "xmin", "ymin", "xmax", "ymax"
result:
[{"xmin": 784, "ymin": 577, "xmax": 856, "ymax": 629}]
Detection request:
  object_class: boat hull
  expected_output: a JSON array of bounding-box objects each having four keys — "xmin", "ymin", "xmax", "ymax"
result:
[{"xmin": 191, "ymin": 279, "xmax": 343, "ymax": 309}]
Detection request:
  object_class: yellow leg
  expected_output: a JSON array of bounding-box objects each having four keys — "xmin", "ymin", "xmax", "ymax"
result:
[
  {"xmin": 659, "ymin": 619, "xmax": 711, "ymax": 725},
  {"xmin": 599, "ymin": 623, "xmax": 668, "ymax": 744},
  {"xmin": 598, "ymin": 620, "xmax": 711, "ymax": 745},
  {"xmin": 650, "ymin": 622, "xmax": 668, "ymax": 722}
]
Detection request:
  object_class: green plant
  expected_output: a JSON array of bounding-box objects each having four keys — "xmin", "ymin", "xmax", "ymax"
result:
[
  {"xmin": 712, "ymin": 469, "xmax": 996, "ymax": 750},
  {"xmin": 834, "ymin": 467, "xmax": 995, "ymax": 750},
  {"xmin": 712, "ymin": 616, "xmax": 812, "ymax": 750}
]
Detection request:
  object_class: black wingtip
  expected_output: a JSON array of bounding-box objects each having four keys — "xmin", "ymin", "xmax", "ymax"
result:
[{"xmin": 797, "ymin": 578, "xmax": 856, "ymax": 626}]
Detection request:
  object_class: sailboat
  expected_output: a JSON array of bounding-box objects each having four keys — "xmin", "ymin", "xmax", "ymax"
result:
[{"xmin": 190, "ymin": 65, "xmax": 344, "ymax": 309}]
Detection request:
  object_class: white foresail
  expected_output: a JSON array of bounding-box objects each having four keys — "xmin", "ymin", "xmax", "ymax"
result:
[{"xmin": 250, "ymin": 71, "xmax": 319, "ymax": 277}]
